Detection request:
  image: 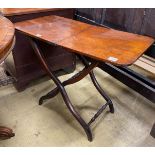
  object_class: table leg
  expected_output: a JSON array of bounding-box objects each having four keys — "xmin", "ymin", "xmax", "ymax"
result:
[
  {"xmin": 29, "ymin": 38, "xmax": 114, "ymax": 141},
  {"xmin": 0, "ymin": 126, "xmax": 15, "ymax": 140},
  {"xmin": 79, "ymin": 55, "xmax": 114, "ymax": 113},
  {"xmin": 39, "ymin": 61, "xmax": 99, "ymax": 104},
  {"xmin": 150, "ymin": 123, "xmax": 155, "ymax": 138}
]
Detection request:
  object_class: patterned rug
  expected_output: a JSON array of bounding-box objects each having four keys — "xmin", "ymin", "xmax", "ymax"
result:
[{"xmin": 0, "ymin": 62, "xmax": 14, "ymax": 87}]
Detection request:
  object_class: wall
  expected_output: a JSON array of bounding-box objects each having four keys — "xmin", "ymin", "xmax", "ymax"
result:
[{"xmin": 76, "ymin": 8, "xmax": 155, "ymax": 36}]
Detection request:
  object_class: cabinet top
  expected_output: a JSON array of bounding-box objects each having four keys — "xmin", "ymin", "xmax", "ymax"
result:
[{"xmin": 0, "ymin": 8, "xmax": 67, "ymax": 16}]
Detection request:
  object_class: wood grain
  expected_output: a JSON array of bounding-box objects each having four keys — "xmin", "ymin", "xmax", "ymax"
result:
[
  {"xmin": 0, "ymin": 15, "xmax": 14, "ymax": 64},
  {"xmin": 15, "ymin": 15, "xmax": 91, "ymax": 44},
  {"xmin": 15, "ymin": 15, "xmax": 154, "ymax": 66},
  {"xmin": 0, "ymin": 8, "xmax": 65, "ymax": 16}
]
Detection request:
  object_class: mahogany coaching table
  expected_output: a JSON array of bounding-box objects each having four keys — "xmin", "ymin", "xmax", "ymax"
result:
[
  {"xmin": 0, "ymin": 15, "xmax": 15, "ymax": 139},
  {"xmin": 15, "ymin": 15, "xmax": 154, "ymax": 141}
]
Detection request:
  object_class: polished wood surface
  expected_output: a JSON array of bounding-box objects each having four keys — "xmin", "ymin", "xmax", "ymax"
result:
[
  {"xmin": 0, "ymin": 8, "xmax": 65, "ymax": 16},
  {"xmin": 0, "ymin": 15, "xmax": 15, "ymax": 139},
  {"xmin": 15, "ymin": 15, "xmax": 90, "ymax": 43},
  {"xmin": 0, "ymin": 15, "xmax": 14, "ymax": 64},
  {"xmin": 4, "ymin": 9, "xmax": 75, "ymax": 91},
  {"xmin": 15, "ymin": 15, "xmax": 154, "ymax": 66}
]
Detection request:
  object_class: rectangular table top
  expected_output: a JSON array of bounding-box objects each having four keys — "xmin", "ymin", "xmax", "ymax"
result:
[{"xmin": 15, "ymin": 15, "xmax": 154, "ymax": 66}]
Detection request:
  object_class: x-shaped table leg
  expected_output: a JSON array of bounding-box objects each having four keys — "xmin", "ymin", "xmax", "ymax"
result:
[{"xmin": 29, "ymin": 38, "xmax": 114, "ymax": 141}]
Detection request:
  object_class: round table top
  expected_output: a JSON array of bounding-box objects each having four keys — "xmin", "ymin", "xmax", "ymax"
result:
[{"xmin": 0, "ymin": 15, "xmax": 14, "ymax": 64}]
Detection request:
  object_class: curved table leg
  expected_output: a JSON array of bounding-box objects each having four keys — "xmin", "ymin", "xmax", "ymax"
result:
[
  {"xmin": 29, "ymin": 38, "xmax": 114, "ymax": 141},
  {"xmin": 40, "ymin": 75, "xmax": 93, "ymax": 141},
  {"xmin": 40, "ymin": 54, "xmax": 114, "ymax": 113},
  {"xmin": 39, "ymin": 61, "xmax": 98, "ymax": 105},
  {"xmin": 29, "ymin": 38, "xmax": 93, "ymax": 141},
  {"xmin": 79, "ymin": 55, "xmax": 114, "ymax": 113},
  {"xmin": 0, "ymin": 126, "xmax": 15, "ymax": 140},
  {"xmin": 40, "ymin": 56, "xmax": 114, "ymax": 114},
  {"xmin": 58, "ymin": 85, "xmax": 93, "ymax": 141},
  {"xmin": 39, "ymin": 88, "xmax": 59, "ymax": 105},
  {"xmin": 89, "ymin": 71, "xmax": 114, "ymax": 113},
  {"xmin": 150, "ymin": 123, "xmax": 155, "ymax": 138}
]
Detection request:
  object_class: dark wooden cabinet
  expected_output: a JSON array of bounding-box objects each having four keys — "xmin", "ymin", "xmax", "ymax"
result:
[{"xmin": 1, "ymin": 9, "xmax": 76, "ymax": 91}]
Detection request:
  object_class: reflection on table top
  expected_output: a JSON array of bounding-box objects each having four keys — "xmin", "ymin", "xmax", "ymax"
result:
[
  {"xmin": 0, "ymin": 16, "xmax": 14, "ymax": 64},
  {"xmin": 15, "ymin": 15, "xmax": 154, "ymax": 66}
]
